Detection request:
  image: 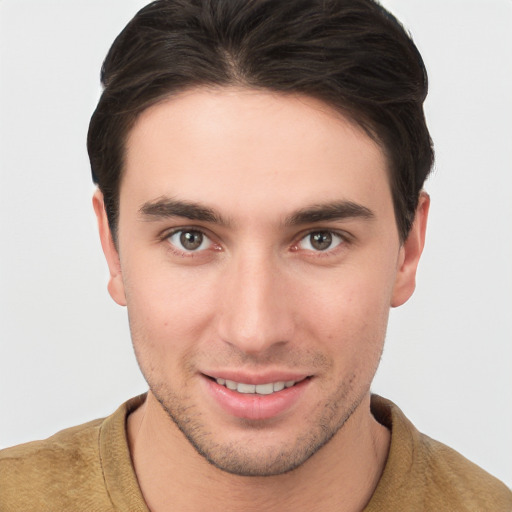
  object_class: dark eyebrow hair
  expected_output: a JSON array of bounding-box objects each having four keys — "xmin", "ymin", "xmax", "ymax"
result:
[
  {"xmin": 285, "ymin": 201, "xmax": 375, "ymax": 226},
  {"xmin": 139, "ymin": 197, "xmax": 227, "ymax": 225},
  {"xmin": 139, "ymin": 197, "xmax": 374, "ymax": 227}
]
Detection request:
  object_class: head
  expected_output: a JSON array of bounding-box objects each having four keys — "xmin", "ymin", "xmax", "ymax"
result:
[
  {"xmin": 89, "ymin": 0, "xmax": 432, "ymax": 477},
  {"xmin": 88, "ymin": 0, "xmax": 433, "ymax": 245}
]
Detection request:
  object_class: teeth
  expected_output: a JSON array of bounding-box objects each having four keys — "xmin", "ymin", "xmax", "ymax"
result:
[
  {"xmin": 215, "ymin": 378, "xmax": 298, "ymax": 394},
  {"xmin": 273, "ymin": 381, "xmax": 285, "ymax": 392},
  {"xmin": 255, "ymin": 383, "xmax": 274, "ymax": 395},
  {"xmin": 225, "ymin": 380, "xmax": 237, "ymax": 390},
  {"xmin": 237, "ymin": 383, "xmax": 256, "ymax": 394}
]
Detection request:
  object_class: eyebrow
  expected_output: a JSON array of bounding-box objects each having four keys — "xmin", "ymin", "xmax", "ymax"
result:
[
  {"xmin": 139, "ymin": 196, "xmax": 374, "ymax": 226},
  {"xmin": 139, "ymin": 197, "xmax": 228, "ymax": 225},
  {"xmin": 285, "ymin": 201, "xmax": 375, "ymax": 226}
]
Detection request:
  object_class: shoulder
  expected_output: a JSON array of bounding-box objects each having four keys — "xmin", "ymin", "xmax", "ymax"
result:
[
  {"xmin": 0, "ymin": 396, "xmax": 147, "ymax": 511},
  {"xmin": 368, "ymin": 396, "xmax": 512, "ymax": 511},
  {"xmin": 0, "ymin": 417, "xmax": 112, "ymax": 511},
  {"xmin": 419, "ymin": 433, "xmax": 512, "ymax": 510},
  {"xmin": 0, "ymin": 416, "xmax": 103, "ymax": 463}
]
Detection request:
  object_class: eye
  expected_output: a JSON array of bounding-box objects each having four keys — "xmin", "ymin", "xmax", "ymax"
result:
[
  {"xmin": 297, "ymin": 231, "xmax": 344, "ymax": 252},
  {"xmin": 167, "ymin": 229, "xmax": 212, "ymax": 252}
]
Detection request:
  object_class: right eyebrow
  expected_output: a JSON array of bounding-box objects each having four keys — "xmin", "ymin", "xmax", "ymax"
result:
[{"xmin": 138, "ymin": 197, "xmax": 228, "ymax": 225}]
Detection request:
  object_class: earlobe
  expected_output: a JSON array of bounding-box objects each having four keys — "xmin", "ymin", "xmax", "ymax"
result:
[
  {"xmin": 92, "ymin": 190, "xmax": 127, "ymax": 307},
  {"xmin": 391, "ymin": 191, "xmax": 430, "ymax": 308}
]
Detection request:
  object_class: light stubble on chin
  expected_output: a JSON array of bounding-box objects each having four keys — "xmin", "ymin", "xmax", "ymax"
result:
[
  {"xmin": 149, "ymin": 370, "xmax": 365, "ymax": 477},
  {"xmin": 129, "ymin": 316, "xmax": 383, "ymax": 477}
]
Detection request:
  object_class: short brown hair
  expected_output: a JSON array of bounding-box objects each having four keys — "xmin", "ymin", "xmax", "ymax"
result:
[{"xmin": 88, "ymin": 0, "xmax": 433, "ymax": 242}]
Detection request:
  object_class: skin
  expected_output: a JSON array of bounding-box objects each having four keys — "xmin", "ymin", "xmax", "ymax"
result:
[{"xmin": 94, "ymin": 87, "xmax": 429, "ymax": 512}]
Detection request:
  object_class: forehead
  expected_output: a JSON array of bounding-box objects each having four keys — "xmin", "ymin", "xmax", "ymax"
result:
[{"xmin": 121, "ymin": 87, "xmax": 392, "ymax": 222}]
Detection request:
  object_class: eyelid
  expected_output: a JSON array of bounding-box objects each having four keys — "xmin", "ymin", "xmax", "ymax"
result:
[
  {"xmin": 293, "ymin": 228, "xmax": 351, "ymax": 253},
  {"xmin": 158, "ymin": 225, "xmax": 351, "ymax": 257},
  {"xmin": 159, "ymin": 225, "xmax": 211, "ymax": 241},
  {"xmin": 161, "ymin": 226, "xmax": 219, "ymax": 256},
  {"xmin": 172, "ymin": 230, "xmax": 211, "ymax": 250}
]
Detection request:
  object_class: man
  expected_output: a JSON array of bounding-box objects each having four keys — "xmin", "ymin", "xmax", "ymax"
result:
[{"xmin": 1, "ymin": 0, "xmax": 510, "ymax": 510}]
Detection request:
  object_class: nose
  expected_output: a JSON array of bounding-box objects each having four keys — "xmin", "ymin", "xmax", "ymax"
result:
[{"xmin": 216, "ymin": 251, "xmax": 295, "ymax": 355}]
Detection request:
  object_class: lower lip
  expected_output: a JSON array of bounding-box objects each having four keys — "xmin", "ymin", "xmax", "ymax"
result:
[{"xmin": 204, "ymin": 377, "xmax": 310, "ymax": 421}]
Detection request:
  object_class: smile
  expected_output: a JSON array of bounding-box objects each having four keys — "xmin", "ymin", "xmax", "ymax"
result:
[
  {"xmin": 206, "ymin": 375, "xmax": 311, "ymax": 419},
  {"xmin": 215, "ymin": 378, "xmax": 304, "ymax": 395}
]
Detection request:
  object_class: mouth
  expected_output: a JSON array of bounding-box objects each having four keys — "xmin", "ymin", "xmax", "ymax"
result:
[
  {"xmin": 213, "ymin": 377, "xmax": 307, "ymax": 395},
  {"xmin": 203, "ymin": 374, "xmax": 312, "ymax": 420}
]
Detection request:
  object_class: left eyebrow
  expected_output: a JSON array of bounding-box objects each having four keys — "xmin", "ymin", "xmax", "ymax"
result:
[{"xmin": 285, "ymin": 201, "xmax": 375, "ymax": 226}]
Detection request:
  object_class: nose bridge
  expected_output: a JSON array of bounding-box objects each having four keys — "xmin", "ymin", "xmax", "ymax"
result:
[{"xmin": 217, "ymin": 248, "xmax": 293, "ymax": 354}]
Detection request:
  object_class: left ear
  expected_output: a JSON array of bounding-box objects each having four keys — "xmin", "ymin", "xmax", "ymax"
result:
[{"xmin": 391, "ymin": 191, "xmax": 430, "ymax": 308}]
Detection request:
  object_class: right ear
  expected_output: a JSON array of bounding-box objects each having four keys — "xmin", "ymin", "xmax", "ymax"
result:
[{"xmin": 92, "ymin": 189, "xmax": 127, "ymax": 306}]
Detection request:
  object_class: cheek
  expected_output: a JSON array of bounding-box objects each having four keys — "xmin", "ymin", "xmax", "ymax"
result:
[
  {"xmin": 294, "ymin": 261, "xmax": 395, "ymax": 357},
  {"xmin": 122, "ymin": 265, "xmax": 219, "ymax": 364}
]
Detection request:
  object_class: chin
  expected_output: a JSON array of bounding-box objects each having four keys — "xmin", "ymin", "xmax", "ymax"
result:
[{"xmin": 150, "ymin": 374, "xmax": 368, "ymax": 477}]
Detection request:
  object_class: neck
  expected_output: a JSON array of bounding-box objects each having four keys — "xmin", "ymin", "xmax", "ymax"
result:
[{"xmin": 128, "ymin": 392, "xmax": 390, "ymax": 512}]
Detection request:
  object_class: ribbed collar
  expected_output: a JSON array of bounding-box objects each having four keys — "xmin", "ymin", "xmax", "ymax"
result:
[
  {"xmin": 98, "ymin": 393, "xmax": 421, "ymax": 511},
  {"xmin": 100, "ymin": 394, "xmax": 150, "ymax": 512},
  {"xmin": 363, "ymin": 395, "xmax": 425, "ymax": 511}
]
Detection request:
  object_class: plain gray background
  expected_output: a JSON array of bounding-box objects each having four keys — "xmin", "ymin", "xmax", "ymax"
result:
[{"xmin": 1, "ymin": 0, "xmax": 511, "ymax": 487}]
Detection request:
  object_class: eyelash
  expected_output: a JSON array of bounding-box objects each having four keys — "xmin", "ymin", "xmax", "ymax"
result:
[
  {"xmin": 292, "ymin": 229, "xmax": 350, "ymax": 257},
  {"xmin": 161, "ymin": 227, "xmax": 219, "ymax": 258},
  {"xmin": 161, "ymin": 227, "xmax": 350, "ymax": 259}
]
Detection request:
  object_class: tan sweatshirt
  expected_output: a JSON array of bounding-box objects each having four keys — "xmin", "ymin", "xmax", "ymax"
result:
[{"xmin": 1, "ymin": 395, "xmax": 511, "ymax": 511}]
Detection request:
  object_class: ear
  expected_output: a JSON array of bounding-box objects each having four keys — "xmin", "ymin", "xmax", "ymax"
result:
[
  {"xmin": 391, "ymin": 191, "xmax": 430, "ymax": 308},
  {"xmin": 92, "ymin": 189, "xmax": 127, "ymax": 306}
]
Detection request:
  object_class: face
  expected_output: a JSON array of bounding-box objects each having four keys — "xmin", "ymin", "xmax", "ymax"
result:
[{"xmin": 95, "ymin": 87, "xmax": 426, "ymax": 476}]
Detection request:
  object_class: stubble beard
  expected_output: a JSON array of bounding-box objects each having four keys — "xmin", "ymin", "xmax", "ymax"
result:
[
  {"xmin": 148, "ymin": 372, "xmax": 367, "ymax": 477},
  {"xmin": 128, "ymin": 308, "xmax": 386, "ymax": 478}
]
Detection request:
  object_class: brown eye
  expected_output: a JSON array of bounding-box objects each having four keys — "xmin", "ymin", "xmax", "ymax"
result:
[
  {"xmin": 298, "ymin": 231, "xmax": 343, "ymax": 252},
  {"xmin": 180, "ymin": 230, "xmax": 203, "ymax": 250},
  {"xmin": 310, "ymin": 232, "xmax": 332, "ymax": 251},
  {"xmin": 168, "ymin": 230, "xmax": 211, "ymax": 252}
]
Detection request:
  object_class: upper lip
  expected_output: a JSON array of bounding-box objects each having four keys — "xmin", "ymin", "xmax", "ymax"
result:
[{"xmin": 202, "ymin": 371, "xmax": 311, "ymax": 385}]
